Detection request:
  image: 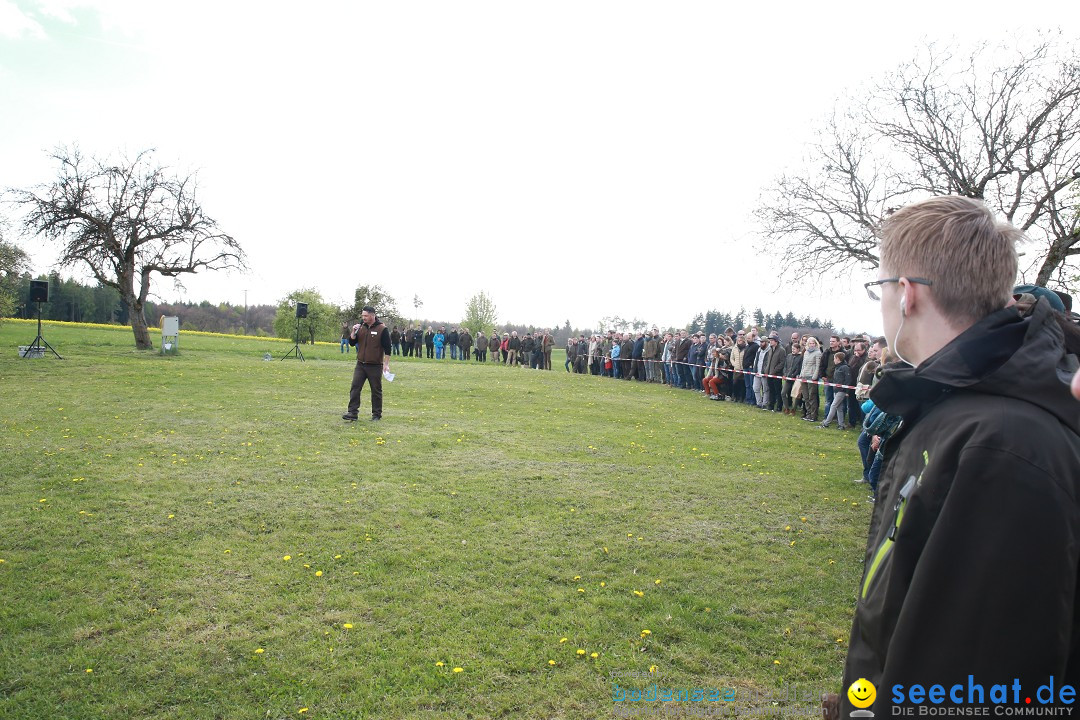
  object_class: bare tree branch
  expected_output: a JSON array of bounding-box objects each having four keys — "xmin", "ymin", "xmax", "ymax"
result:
[
  {"xmin": 11, "ymin": 146, "xmax": 246, "ymax": 349},
  {"xmin": 758, "ymin": 35, "xmax": 1080, "ymax": 294}
]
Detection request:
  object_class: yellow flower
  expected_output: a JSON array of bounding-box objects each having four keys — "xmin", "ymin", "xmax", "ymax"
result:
[
  {"xmin": 548, "ymin": 659, "xmax": 556, "ymax": 666},
  {"xmin": 654, "ymin": 579, "xmax": 662, "ymax": 585},
  {"xmin": 298, "ymin": 709, "xmax": 308, "ymax": 715},
  {"xmin": 602, "ymin": 547, "xmax": 608, "ymax": 553},
  {"xmin": 167, "ymin": 514, "xmax": 175, "ymax": 519},
  {"xmin": 591, "ymin": 652, "xmax": 599, "ymax": 659},
  {"xmin": 577, "ymin": 588, "xmax": 585, "ymax": 593},
  {"xmin": 334, "ymin": 554, "xmax": 342, "ymax": 559},
  {"xmin": 452, "ymin": 667, "xmax": 463, "ymax": 673},
  {"xmin": 315, "ymin": 570, "xmax": 323, "ymax": 577},
  {"xmin": 343, "ymin": 623, "xmax": 353, "ymax": 629},
  {"xmin": 576, "ymin": 649, "xmax": 585, "ymax": 656},
  {"xmin": 633, "ymin": 590, "xmax": 644, "ymax": 597},
  {"xmin": 85, "ymin": 668, "xmax": 93, "ymax": 673},
  {"xmin": 254, "ymin": 648, "xmax": 264, "ymax": 654},
  {"xmin": 573, "ymin": 575, "xmax": 581, "ymax": 580},
  {"xmin": 649, "ymin": 665, "xmax": 658, "ymax": 673},
  {"xmin": 773, "ymin": 660, "xmax": 781, "ymax": 665},
  {"xmin": 784, "ymin": 525, "xmax": 791, "ymax": 531},
  {"xmin": 599, "ymin": 582, "xmax": 606, "ymax": 587},
  {"xmin": 559, "ymin": 637, "xmax": 568, "ymax": 643},
  {"xmin": 283, "ymin": 555, "xmax": 291, "ymax": 561},
  {"xmin": 640, "ymin": 629, "xmax": 651, "ymax": 637},
  {"xmin": 435, "ymin": 661, "xmax": 444, "ymax": 667}
]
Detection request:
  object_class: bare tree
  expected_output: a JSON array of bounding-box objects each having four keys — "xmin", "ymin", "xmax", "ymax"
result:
[
  {"xmin": 758, "ymin": 36, "xmax": 1080, "ymax": 288},
  {"xmin": 12, "ymin": 147, "xmax": 245, "ymax": 349}
]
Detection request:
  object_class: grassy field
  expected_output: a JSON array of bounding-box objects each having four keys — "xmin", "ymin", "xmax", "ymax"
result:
[{"xmin": 0, "ymin": 319, "xmax": 871, "ymax": 719}]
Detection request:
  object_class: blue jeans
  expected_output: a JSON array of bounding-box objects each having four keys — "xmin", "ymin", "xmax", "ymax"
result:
[
  {"xmin": 868, "ymin": 452, "xmax": 883, "ymax": 495},
  {"xmin": 450, "ymin": 345, "xmax": 458, "ymax": 360},
  {"xmin": 436, "ymin": 346, "xmax": 444, "ymax": 360},
  {"xmin": 858, "ymin": 431, "xmax": 874, "ymax": 481},
  {"xmin": 824, "ymin": 384, "xmax": 834, "ymax": 415},
  {"xmin": 743, "ymin": 374, "xmax": 756, "ymax": 404}
]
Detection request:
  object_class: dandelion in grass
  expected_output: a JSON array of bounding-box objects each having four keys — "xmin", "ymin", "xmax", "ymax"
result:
[
  {"xmin": 576, "ymin": 649, "xmax": 585, "ymax": 656},
  {"xmin": 453, "ymin": 667, "xmax": 463, "ymax": 673},
  {"xmin": 435, "ymin": 661, "xmax": 444, "ymax": 667},
  {"xmin": 548, "ymin": 659, "xmax": 556, "ymax": 666},
  {"xmin": 343, "ymin": 623, "xmax": 353, "ymax": 629},
  {"xmin": 254, "ymin": 648, "xmax": 264, "ymax": 654},
  {"xmin": 559, "ymin": 637, "xmax": 568, "ymax": 644},
  {"xmin": 640, "ymin": 629, "xmax": 651, "ymax": 638},
  {"xmin": 654, "ymin": 579, "xmax": 662, "ymax": 586},
  {"xmin": 591, "ymin": 652, "xmax": 599, "ymax": 659},
  {"xmin": 315, "ymin": 570, "xmax": 323, "ymax": 577},
  {"xmin": 85, "ymin": 668, "xmax": 93, "ymax": 673},
  {"xmin": 633, "ymin": 590, "xmax": 644, "ymax": 597},
  {"xmin": 283, "ymin": 555, "xmax": 291, "ymax": 561},
  {"xmin": 649, "ymin": 665, "xmax": 658, "ymax": 673}
]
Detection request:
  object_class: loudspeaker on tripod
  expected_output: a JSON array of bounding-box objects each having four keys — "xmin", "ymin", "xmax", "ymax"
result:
[
  {"xmin": 29, "ymin": 280, "xmax": 49, "ymax": 303},
  {"xmin": 296, "ymin": 302, "xmax": 308, "ymax": 319}
]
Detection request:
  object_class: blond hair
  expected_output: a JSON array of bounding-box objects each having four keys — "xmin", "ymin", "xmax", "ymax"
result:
[{"xmin": 879, "ymin": 196, "xmax": 1020, "ymax": 325}]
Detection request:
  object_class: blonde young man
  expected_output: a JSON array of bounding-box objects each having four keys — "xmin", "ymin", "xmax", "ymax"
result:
[{"xmin": 827, "ymin": 197, "xmax": 1080, "ymax": 718}]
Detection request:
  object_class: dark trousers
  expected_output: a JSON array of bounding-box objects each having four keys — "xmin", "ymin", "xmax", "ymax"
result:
[
  {"xmin": 348, "ymin": 363, "xmax": 383, "ymax": 418},
  {"xmin": 426, "ymin": 343, "xmax": 434, "ymax": 358},
  {"xmin": 732, "ymin": 373, "xmax": 745, "ymax": 402},
  {"xmin": 767, "ymin": 378, "xmax": 784, "ymax": 410}
]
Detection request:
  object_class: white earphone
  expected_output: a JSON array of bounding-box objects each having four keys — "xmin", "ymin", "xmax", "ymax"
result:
[{"xmin": 900, "ymin": 296, "xmax": 907, "ymax": 317}]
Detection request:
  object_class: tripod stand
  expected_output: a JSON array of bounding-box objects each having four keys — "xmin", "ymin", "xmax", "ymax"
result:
[
  {"xmin": 280, "ymin": 316, "xmax": 305, "ymax": 361},
  {"xmin": 22, "ymin": 300, "xmax": 62, "ymax": 359}
]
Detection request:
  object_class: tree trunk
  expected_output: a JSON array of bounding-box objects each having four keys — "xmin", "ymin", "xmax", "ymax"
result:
[{"xmin": 127, "ymin": 297, "xmax": 153, "ymax": 350}]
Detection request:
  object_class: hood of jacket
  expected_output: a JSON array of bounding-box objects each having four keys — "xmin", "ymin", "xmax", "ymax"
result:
[{"xmin": 872, "ymin": 298, "xmax": 1079, "ymax": 435}]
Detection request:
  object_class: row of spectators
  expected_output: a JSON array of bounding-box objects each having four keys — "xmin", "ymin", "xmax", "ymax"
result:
[
  {"xmin": 344, "ymin": 325, "xmax": 558, "ymax": 368},
  {"xmin": 564, "ymin": 327, "xmax": 885, "ymax": 428}
]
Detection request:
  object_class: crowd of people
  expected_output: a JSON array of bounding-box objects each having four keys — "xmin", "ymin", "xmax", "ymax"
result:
[
  {"xmin": 563, "ymin": 326, "xmax": 880, "ymax": 429},
  {"xmin": 343, "ymin": 324, "xmax": 558, "ymax": 368}
]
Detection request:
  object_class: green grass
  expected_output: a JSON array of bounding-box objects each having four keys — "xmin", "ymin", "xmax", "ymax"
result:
[{"xmin": 0, "ymin": 319, "xmax": 871, "ymax": 719}]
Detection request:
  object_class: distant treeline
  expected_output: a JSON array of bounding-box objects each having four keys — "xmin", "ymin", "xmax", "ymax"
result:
[
  {"xmin": 6, "ymin": 274, "xmax": 277, "ymax": 335},
  {"xmin": 4, "ymin": 274, "xmax": 860, "ymax": 343}
]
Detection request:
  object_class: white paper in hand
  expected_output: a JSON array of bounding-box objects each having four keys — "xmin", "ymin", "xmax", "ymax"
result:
[{"xmin": 383, "ymin": 370, "xmax": 395, "ymax": 382}]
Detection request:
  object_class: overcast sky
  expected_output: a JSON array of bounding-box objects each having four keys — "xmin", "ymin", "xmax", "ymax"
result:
[{"xmin": 2, "ymin": 1, "xmax": 1075, "ymax": 334}]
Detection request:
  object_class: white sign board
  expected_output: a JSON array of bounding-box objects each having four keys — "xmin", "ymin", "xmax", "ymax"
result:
[{"xmin": 162, "ymin": 317, "xmax": 179, "ymax": 336}]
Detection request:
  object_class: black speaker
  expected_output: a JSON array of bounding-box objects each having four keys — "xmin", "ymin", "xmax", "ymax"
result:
[
  {"xmin": 29, "ymin": 280, "xmax": 49, "ymax": 303},
  {"xmin": 295, "ymin": 302, "xmax": 308, "ymax": 319}
]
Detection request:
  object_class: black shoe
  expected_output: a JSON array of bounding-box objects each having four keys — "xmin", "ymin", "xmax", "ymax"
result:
[
  {"xmin": 342, "ymin": 413, "xmax": 358, "ymax": 421},
  {"xmin": 370, "ymin": 416, "xmax": 381, "ymax": 422}
]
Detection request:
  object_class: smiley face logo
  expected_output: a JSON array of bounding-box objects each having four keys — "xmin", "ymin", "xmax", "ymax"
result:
[{"xmin": 847, "ymin": 678, "xmax": 876, "ymax": 709}]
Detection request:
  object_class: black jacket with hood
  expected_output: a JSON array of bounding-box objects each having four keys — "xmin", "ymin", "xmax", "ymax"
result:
[{"xmin": 841, "ymin": 299, "xmax": 1080, "ymax": 714}]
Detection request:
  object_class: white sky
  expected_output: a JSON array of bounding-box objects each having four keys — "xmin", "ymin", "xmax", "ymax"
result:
[{"xmin": 2, "ymin": 1, "xmax": 1076, "ymax": 334}]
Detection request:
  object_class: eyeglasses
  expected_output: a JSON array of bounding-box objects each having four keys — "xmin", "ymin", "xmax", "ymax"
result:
[{"xmin": 864, "ymin": 277, "xmax": 933, "ymax": 301}]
